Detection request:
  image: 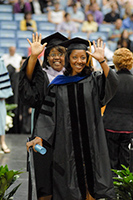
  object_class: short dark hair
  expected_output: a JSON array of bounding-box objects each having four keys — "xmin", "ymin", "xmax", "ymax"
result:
[{"xmin": 64, "ymin": 12, "xmax": 70, "ymax": 18}]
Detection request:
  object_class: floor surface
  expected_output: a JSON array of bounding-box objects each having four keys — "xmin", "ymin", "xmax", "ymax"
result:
[{"xmin": 0, "ymin": 134, "xmax": 30, "ymax": 200}]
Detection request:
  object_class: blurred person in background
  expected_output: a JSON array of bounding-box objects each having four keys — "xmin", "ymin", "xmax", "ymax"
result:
[
  {"xmin": 30, "ymin": 0, "xmax": 44, "ymax": 14},
  {"xmin": 108, "ymin": 18, "xmax": 123, "ymax": 43},
  {"xmin": 121, "ymin": 2, "xmax": 132, "ymax": 19},
  {"xmin": 102, "ymin": 0, "xmax": 112, "ymax": 12},
  {"xmin": 85, "ymin": 2, "xmax": 103, "ymax": 25},
  {"xmin": 1, "ymin": 46, "xmax": 22, "ymax": 71},
  {"xmin": 39, "ymin": 0, "xmax": 53, "ymax": 13},
  {"xmin": 48, "ymin": 1, "xmax": 65, "ymax": 25},
  {"xmin": 0, "ymin": 58, "xmax": 13, "ymax": 153},
  {"xmin": 68, "ymin": 3, "xmax": 85, "ymax": 30},
  {"xmin": 122, "ymin": 13, "xmax": 133, "ymax": 31},
  {"xmin": 20, "ymin": 11, "xmax": 37, "ymax": 32},
  {"xmin": 13, "ymin": 0, "xmax": 31, "ymax": 13},
  {"xmin": 9, "ymin": 56, "xmax": 32, "ymax": 134},
  {"xmin": 117, "ymin": 29, "xmax": 132, "ymax": 51},
  {"xmin": 56, "ymin": 12, "xmax": 77, "ymax": 38},
  {"xmin": 81, "ymin": 13, "xmax": 98, "ymax": 38},
  {"xmin": 103, "ymin": 1, "xmax": 120, "ymax": 24}
]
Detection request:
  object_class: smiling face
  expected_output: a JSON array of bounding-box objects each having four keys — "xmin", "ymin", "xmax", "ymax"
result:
[
  {"xmin": 47, "ymin": 47, "xmax": 65, "ymax": 72},
  {"xmin": 69, "ymin": 50, "xmax": 87, "ymax": 76}
]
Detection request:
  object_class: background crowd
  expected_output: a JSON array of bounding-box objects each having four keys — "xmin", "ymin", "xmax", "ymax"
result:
[{"xmin": 0, "ymin": 0, "xmax": 133, "ymax": 135}]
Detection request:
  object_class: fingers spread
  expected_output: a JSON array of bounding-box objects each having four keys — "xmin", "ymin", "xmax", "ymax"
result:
[
  {"xmin": 27, "ymin": 38, "xmax": 31, "ymax": 45},
  {"xmin": 93, "ymin": 40, "xmax": 96, "ymax": 50},
  {"xmin": 43, "ymin": 42, "xmax": 47, "ymax": 49},
  {"xmin": 38, "ymin": 33, "xmax": 42, "ymax": 43},
  {"xmin": 35, "ymin": 32, "xmax": 39, "ymax": 42},
  {"xmin": 86, "ymin": 50, "xmax": 92, "ymax": 56},
  {"xmin": 97, "ymin": 39, "xmax": 100, "ymax": 47},
  {"xmin": 32, "ymin": 33, "xmax": 35, "ymax": 43}
]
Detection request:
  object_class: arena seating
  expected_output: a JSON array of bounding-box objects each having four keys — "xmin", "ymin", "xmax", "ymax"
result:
[{"xmin": 0, "ymin": 4, "xmax": 117, "ymax": 57}]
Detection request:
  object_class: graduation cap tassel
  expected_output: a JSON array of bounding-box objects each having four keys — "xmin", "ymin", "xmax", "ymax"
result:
[{"xmin": 86, "ymin": 40, "xmax": 93, "ymax": 67}]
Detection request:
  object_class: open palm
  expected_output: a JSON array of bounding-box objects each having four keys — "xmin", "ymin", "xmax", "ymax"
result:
[
  {"xmin": 27, "ymin": 32, "xmax": 47, "ymax": 58},
  {"xmin": 87, "ymin": 39, "xmax": 105, "ymax": 62}
]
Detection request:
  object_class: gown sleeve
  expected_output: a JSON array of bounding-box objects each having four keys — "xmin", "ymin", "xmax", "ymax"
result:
[
  {"xmin": 94, "ymin": 67, "xmax": 118, "ymax": 107},
  {"xmin": 18, "ymin": 57, "xmax": 48, "ymax": 108},
  {"xmin": 34, "ymin": 86, "xmax": 56, "ymax": 146}
]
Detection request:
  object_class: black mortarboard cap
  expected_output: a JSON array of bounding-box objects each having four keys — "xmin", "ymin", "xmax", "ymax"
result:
[
  {"xmin": 22, "ymin": 56, "xmax": 27, "ymax": 59},
  {"xmin": 41, "ymin": 32, "xmax": 68, "ymax": 49},
  {"xmin": 59, "ymin": 37, "xmax": 92, "ymax": 51}
]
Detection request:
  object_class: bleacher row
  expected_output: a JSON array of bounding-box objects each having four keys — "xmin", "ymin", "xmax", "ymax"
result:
[
  {"xmin": 1, "ymin": 4, "xmax": 133, "ymax": 57},
  {"xmin": 0, "ymin": 7, "xmax": 57, "ymax": 57},
  {"xmin": 0, "ymin": 15, "xmax": 116, "ymax": 57}
]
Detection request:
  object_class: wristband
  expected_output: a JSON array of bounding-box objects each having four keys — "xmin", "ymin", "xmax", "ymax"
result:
[
  {"xmin": 99, "ymin": 59, "xmax": 105, "ymax": 64},
  {"xmin": 36, "ymin": 137, "xmax": 43, "ymax": 142}
]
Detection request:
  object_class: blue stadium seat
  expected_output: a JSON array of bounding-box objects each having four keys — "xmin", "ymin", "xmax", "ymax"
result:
[
  {"xmin": 98, "ymin": 24, "xmax": 115, "ymax": 37},
  {"xmin": 0, "ymin": 48, "xmax": 6, "ymax": 57},
  {"xmin": 16, "ymin": 48, "xmax": 28, "ymax": 57},
  {"xmin": 0, "ymin": 39, "xmax": 16, "ymax": 48},
  {"xmin": 0, "ymin": 13, "xmax": 13, "ymax": 21},
  {"xmin": 39, "ymin": 30, "xmax": 54, "ymax": 38},
  {"xmin": 107, "ymin": 41, "xmax": 117, "ymax": 52},
  {"xmin": 38, "ymin": 22, "xmax": 56, "ymax": 32},
  {"xmin": 0, "ymin": 30, "xmax": 16, "ymax": 39},
  {"xmin": 71, "ymin": 32, "xmax": 88, "ymax": 40},
  {"xmin": 13, "ymin": 13, "xmax": 24, "ymax": 21},
  {"xmin": 0, "ymin": 4, "xmax": 13, "ymax": 13},
  {"xmin": 0, "ymin": 21, "xmax": 18, "ymax": 30},
  {"xmin": 60, "ymin": 0, "xmax": 67, "ymax": 9},
  {"xmin": 65, "ymin": 6, "xmax": 73, "ymax": 13},
  {"xmin": 17, "ymin": 39, "xmax": 29, "ymax": 49},
  {"xmin": 16, "ymin": 31, "xmax": 32, "ymax": 40},
  {"xmin": 32, "ymin": 14, "xmax": 48, "ymax": 22},
  {"xmin": 89, "ymin": 32, "xmax": 107, "ymax": 42},
  {"xmin": 66, "ymin": 5, "xmax": 83, "ymax": 13}
]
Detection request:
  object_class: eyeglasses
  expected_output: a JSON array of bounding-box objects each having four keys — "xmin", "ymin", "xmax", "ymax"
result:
[{"xmin": 49, "ymin": 53, "xmax": 64, "ymax": 58}]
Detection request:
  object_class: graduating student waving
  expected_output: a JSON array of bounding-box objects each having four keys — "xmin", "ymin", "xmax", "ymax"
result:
[{"xmin": 27, "ymin": 38, "xmax": 118, "ymax": 200}]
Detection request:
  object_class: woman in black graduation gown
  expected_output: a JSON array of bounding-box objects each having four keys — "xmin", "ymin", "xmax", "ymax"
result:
[
  {"xmin": 27, "ymin": 38, "xmax": 118, "ymax": 200},
  {"xmin": 19, "ymin": 32, "xmax": 68, "ymax": 200}
]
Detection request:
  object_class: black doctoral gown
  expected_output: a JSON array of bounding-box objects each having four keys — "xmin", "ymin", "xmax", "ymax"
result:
[
  {"xmin": 19, "ymin": 58, "xmax": 53, "ymax": 198},
  {"xmin": 34, "ymin": 68, "xmax": 118, "ymax": 200}
]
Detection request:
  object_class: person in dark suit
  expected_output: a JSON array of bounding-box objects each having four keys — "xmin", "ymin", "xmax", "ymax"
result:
[{"xmin": 103, "ymin": 47, "xmax": 133, "ymax": 173}]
